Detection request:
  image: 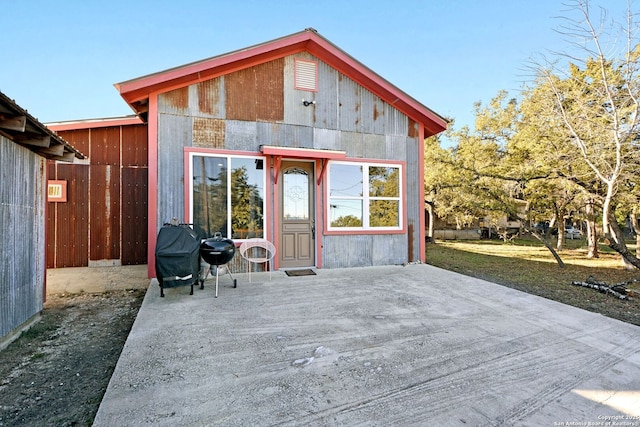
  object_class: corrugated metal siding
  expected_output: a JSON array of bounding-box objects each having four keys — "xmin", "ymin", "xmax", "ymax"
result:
[
  {"xmin": 157, "ymin": 113, "xmax": 191, "ymax": 227},
  {"xmin": 1, "ymin": 137, "xmax": 46, "ymax": 338},
  {"xmin": 49, "ymin": 163, "xmax": 89, "ymax": 267},
  {"xmin": 156, "ymin": 52, "xmax": 420, "ymax": 269},
  {"xmin": 312, "ymin": 128, "xmax": 340, "ymax": 150},
  {"xmin": 385, "ymin": 103, "xmax": 409, "ymax": 136},
  {"xmin": 197, "ymin": 78, "xmax": 224, "ymax": 117},
  {"xmin": 160, "ymin": 86, "xmax": 189, "ymax": 115},
  {"xmin": 315, "ymin": 60, "xmax": 339, "ymax": 129},
  {"xmin": 362, "ymin": 133, "xmax": 386, "ymax": 159},
  {"xmin": 225, "ymin": 59, "xmax": 284, "ymax": 122},
  {"xmin": 121, "ymin": 167, "xmax": 147, "ymax": 265},
  {"xmin": 59, "ymin": 129, "xmax": 90, "ymax": 155},
  {"xmin": 90, "ymin": 165, "xmax": 120, "ymax": 261},
  {"xmin": 49, "ymin": 124, "xmax": 148, "ymax": 267},
  {"xmin": 338, "ymin": 74, "xmax": 363, "ymax": 133},
  {"xmin": 341, "ymin": 131, "xmax": 364, "ymax": 157},
  {"xmin": 91, "ymin": 127, "xmax": 121, "ymax": 165},
  {"xmin": 405, "ymin": 136, "xmax": 421, "ymax": 262},
  {"xmin": 224, "ymin": 120, "xmax": 258, "ymax": 151},
  {"xmin": 46, "ymin": 163, "xmax": 56, "ymax": 266},
  {"xmin": 122, "ymin": 125, "xmax": 148, "ymax": 166},
  {"xmin": 386, "ymin": 135, "xmax": 408, "ymax": 161},
  {"xmin": 321, "ymin": 234, "xmax": 407, "ymax": 268}
]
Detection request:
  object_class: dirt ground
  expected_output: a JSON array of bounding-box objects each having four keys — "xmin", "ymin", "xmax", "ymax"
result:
[{"xmin": 0, "ymin": 289, "xmax": 145, "ymax": 427}]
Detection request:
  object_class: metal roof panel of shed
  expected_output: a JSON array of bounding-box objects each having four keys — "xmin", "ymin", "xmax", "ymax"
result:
[
  {"xmin": 115, "ymin": 28, "xmax": 447, "ymax": 136},
  {"xmin": 0, "ymin": 91, "xmax": 85, "ymax": 162}
]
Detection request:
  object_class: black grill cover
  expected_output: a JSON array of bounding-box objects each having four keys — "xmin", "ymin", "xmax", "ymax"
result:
[{"xmin": 155, "ymin": 224, "xmax": 201, "ymax": 288}]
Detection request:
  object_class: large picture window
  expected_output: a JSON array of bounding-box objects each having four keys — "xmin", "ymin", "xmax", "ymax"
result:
[
  {"xmin": 328, "ymin": 161, "xmax": 402, "ymax": 230},
  {"xmin": 190, "ymin": 154, "xmax": 265, "ymax": 240}
]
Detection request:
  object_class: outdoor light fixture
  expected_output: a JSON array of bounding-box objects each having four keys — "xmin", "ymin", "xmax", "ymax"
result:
[{"xmin": 302, "ymin": 99, "xmax": 316, "ymax": 106}]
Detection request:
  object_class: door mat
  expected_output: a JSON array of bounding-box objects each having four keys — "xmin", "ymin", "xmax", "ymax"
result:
[{"xmin": 285, "ymin": 269, "xmax": 316, "ymax": 277}]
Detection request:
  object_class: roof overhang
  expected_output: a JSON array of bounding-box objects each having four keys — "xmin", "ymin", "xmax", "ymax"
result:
[
  {"xmin": 115, "ymin": 29, "xmax": 447, "ymax": 136},
  {"xmin": 260, "ymin": 145, "xmax": 346, "ymax": 160},
  {"xmin": 260, "ymin": 145, "xmax": 347, "ymax": 185},
  {"xmin": 46, "ymin": 115, "xmax": 144, "ymax": 132},
  {"xmin": 0, "ymin": 92, "xmax": 85, "ymax": 162}
]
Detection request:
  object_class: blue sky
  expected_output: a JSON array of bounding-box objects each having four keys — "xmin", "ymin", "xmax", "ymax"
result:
[{"xmin": 0, "ymin": 1, "xmax": 631, "ymax": 131}]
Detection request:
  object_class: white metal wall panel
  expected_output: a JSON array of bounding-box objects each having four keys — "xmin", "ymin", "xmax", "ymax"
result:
[
  {"xmin": 385, "ymin": 103, "xmax": 409, "ymax": 136},
  {"xmin": 157, "ymin": 113, "xmax": 191, "ymax": 227},
  {"xmin": 362, "ymin": 133, "xmax": 386, "ymax": 159},
  {"xmin": 225, "ymin": 120, "xmax": 258, "ymax": 151},
  {"xmin": 386, "ymin": 135, "xmax": 408, "ymax": 161},
  {"xmin": 405, "ymin": 136, "xmax": 421, "ymax": 262},
  {"xmin": 315, "ymin": 61, "xmax": 339, "ymax": 130},
  {"xmin": 279, "ymin": 123, "xmax": 314, "ymax": 149},
  {"xmin": 322, "ymin": 234, "xmax": 407, "ymax": 268},
  {"xmin": 340, "ymin": 131, "xmax": 364, "ymax": 158},
  {"xmin": 338, "ymin": 77, "xmax": 363, "ymax": 133},
  {"xmin": 313, "ymin": 128, "xmax": 340, "ymax": 151}
]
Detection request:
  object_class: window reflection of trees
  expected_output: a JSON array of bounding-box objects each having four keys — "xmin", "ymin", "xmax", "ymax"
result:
[
  {"xmin": 193, "ymin": 156, "xmax": 264, "ymax": 239},
  {"xmin": 329, "ymin": 163, "xmax": 400, "ymax": 228},
  {"xmin": 369, "ymin": 167, "xmax": 399, "ymax": 227}
]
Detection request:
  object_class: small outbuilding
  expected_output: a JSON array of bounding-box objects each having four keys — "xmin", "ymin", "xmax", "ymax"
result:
[
  {"xmin": 0, "ymin": 91, "xmax": 84, "ymax": 347},
  {"xmin": 115, "ymin": 29, "xmax": 447, "ymax": 277}
]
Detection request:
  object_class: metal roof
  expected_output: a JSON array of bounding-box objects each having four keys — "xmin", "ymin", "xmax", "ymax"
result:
[
  {"xmin": 0, "ymin": 91, "xmax": 85, "ymax": 162},
  {"xmin": 115, "ymin": 28, "xmax": 448, "ymax": 136}
]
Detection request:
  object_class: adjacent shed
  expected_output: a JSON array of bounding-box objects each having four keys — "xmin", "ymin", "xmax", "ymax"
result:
[
  {"xmin": 46, "ymin": 117, "xmax": 148, "ymax": 268},
  {"xmin": 0, "ymin": 91, "xmax": 84, "ymax": 347},
  {"xmin": 116, "ymin": 29, "xmax": 447, "ymax": 277}
]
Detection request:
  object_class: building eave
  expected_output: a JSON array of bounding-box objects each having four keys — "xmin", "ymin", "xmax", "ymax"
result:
[
  {"xmin": 115, "ymin": 28, "xmax": 447, "ymax": 136},
  {"xmin": 0, "ymin": 91, "xmax": 86, "ymax": 162}
]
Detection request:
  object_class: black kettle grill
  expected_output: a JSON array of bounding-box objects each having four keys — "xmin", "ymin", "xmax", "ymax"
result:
[{"xmin": 200, "ymin": 232, "xmax": 237, "ymax": 297}]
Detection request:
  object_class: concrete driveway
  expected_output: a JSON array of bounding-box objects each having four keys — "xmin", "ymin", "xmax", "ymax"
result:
[{"xmin": 93, "ymin": 264, "xmax": 640, "ymax": 426}]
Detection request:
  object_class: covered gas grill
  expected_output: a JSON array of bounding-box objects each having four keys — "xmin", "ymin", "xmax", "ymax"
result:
[
  {"xmin": 155, "ymin": 222, "xmax": 202, "ymax": 297},
  {"xmin": 200, "ymin": 232, "xmax": 237, "ymax": 297}
]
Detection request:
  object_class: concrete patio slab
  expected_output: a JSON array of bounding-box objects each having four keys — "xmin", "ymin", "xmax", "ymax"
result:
[{"xmin": 93, "ymin": 264, "xmax": 640, "ymax": 426}]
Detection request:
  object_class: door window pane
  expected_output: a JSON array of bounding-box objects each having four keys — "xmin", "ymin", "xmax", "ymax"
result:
[{"xmin": 283, "ymin": 168, "xmax": 309, "ymax": 220}]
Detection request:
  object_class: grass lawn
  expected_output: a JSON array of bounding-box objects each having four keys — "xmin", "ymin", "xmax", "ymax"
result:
[{"xmin": 425, "ymin": 237, "xmax": 640, "ymax": 326}]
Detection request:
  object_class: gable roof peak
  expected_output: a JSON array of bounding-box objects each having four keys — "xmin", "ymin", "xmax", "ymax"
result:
[{"xmin": 115, "ymin": 29, "xmax": 447, "ymax": 135}]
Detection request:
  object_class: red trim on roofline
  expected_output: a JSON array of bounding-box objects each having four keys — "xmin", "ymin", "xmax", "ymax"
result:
[
  {"xmin": 47, "ymin": 116, "xmax": 144, "ymax": 131},
  {"xmin": 115, "ymin": 29, "xmax": 447, "ymax": 136}
]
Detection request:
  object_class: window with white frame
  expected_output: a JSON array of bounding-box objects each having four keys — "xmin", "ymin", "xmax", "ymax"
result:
[
  {"xmin": 328, "ymin": 161, "xmax": 402, "ymax": 230},
  {"xmin": 190, "ymin": 153, "xmax": 265, "ymax": 239}
]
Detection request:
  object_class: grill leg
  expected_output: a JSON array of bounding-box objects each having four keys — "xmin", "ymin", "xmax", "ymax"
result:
[
  {"xmin": 215, "ymin": 266, "xmax": 219, "ymax": 298},
  {"xmin": 225, "ymin": 265, "xmax": 237, "ymax": 288}
]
